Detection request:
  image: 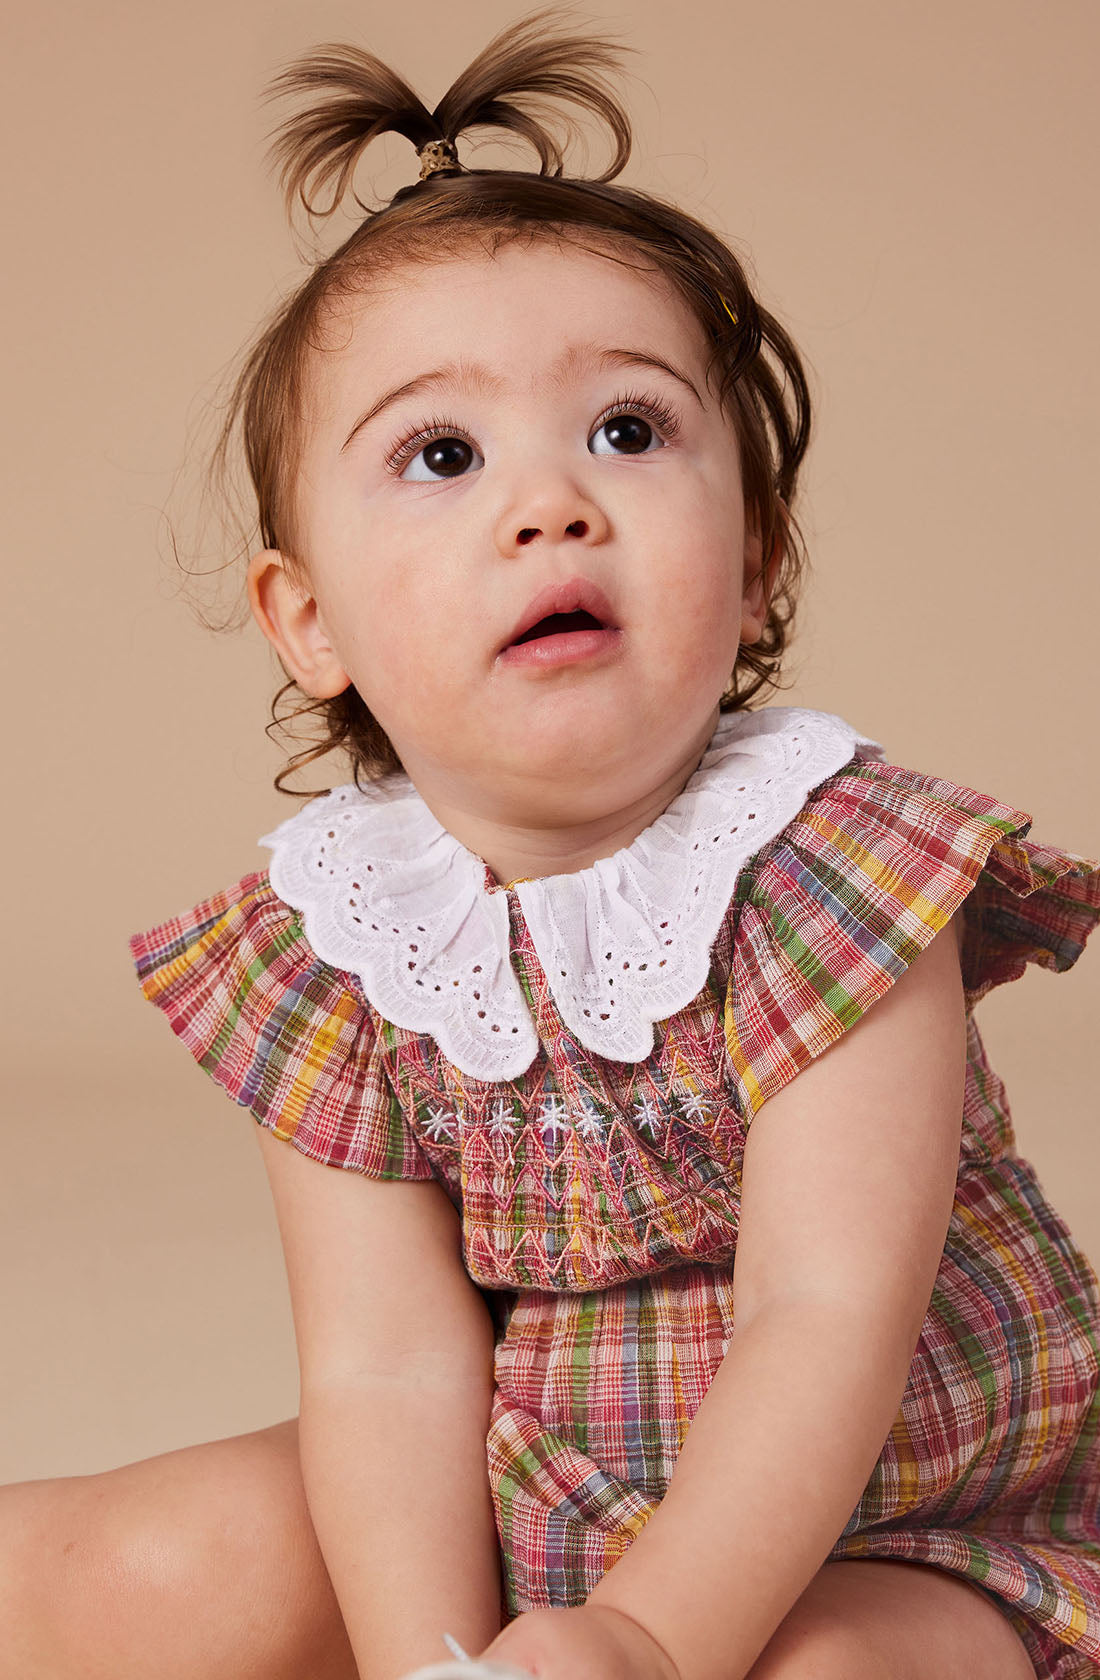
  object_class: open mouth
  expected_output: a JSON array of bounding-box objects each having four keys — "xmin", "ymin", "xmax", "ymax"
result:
[
  {"xmin": 510, "ymin": 609, "xmax": 606, "ymax": 646},
  {"xmin": 498, "ymin": 576, "xmax": 621, "ymax": 669}
]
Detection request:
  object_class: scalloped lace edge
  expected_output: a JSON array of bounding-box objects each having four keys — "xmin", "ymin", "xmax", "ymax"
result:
[{"xmin": 260, "ymin": 706, "xmax": 884, "ymax": 1080}]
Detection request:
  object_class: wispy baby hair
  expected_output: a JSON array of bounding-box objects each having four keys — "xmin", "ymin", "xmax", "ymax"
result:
[{"xmin": 209, "ymin": 7, "xmax": 813, "ymax": 793}]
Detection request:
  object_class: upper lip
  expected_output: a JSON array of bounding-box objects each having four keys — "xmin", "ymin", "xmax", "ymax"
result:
[{"xmin": 500, "ymin": 575, "xmax": 619, "ymax": 653}]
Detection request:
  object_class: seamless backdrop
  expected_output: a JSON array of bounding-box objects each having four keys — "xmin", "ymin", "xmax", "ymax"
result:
[{"xmin": 3, "ymin": 0, "xmax": 1098, "ymax": 1479}]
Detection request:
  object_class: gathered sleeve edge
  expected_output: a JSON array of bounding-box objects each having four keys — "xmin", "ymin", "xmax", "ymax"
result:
[
  {"xmin": 723, "ymin": 759, "xmax": 1100, "ymax": 1123},
  {"xmin": 129, "ymin": 869, "xmax": 434, "ymax": 1181}
]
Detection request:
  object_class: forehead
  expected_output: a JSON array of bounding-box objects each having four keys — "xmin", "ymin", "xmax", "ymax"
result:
[{"xmin": 309, "ymin": 239, "xmax": 713, "ymax": 408}]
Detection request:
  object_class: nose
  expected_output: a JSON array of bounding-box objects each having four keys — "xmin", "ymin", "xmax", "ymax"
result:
[{"xmin": 493, "ymin": 473, "xmax": 611, "ymax": 559}]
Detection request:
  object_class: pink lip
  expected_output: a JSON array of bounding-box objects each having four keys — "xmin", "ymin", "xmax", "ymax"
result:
[
  {"xmin": 498, "ymin": 575, "xmax": 620, "ymax": 657},
  {"xmin": 498, "ymin": 624, "xmax": 622, "ymax": 670}
]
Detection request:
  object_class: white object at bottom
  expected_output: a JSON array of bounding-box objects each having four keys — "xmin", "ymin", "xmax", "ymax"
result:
[{"xmin": 397, "ymin": 1664, "xmax": 532, "ymax": 1680}]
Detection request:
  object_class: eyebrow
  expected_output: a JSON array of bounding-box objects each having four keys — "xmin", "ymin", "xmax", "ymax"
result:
[
  {"xmin": 563, "ymin": 347, "xmax": 703, "ymax": 407},
  {"xmin": 339, "ymin": 345, "xmax": 704, "ymax": 453},
  {"xmin": 340, "ymin": 362, "xmax": 504, "ymax": 452}
]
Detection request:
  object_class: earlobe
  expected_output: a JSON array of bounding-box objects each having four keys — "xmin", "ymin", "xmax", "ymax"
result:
[{"xmin": 246, "ymin": 549, "xmax": 351, "ymax": 700}]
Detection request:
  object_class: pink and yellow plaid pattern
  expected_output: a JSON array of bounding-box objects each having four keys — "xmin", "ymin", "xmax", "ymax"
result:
[{"xmin": 131, "ymin": 755, "xmax": 1100, "ymax": 1678}]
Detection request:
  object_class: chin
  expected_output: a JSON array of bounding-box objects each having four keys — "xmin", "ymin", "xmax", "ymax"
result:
[
  {"xmin": 504, "ymin": 741, "xmax": 612, "ymax": 793},
  {"xmin": 502, "ymin": 710, "xmax": 635, "ymax": 780}
]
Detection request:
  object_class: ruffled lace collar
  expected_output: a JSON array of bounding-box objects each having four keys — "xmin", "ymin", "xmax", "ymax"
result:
[{"xmin": 260, "ymin": 706, "xmax": 884, "ymax": 1081}]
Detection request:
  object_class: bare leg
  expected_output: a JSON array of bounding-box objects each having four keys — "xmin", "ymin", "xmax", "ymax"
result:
[
  {"xmin": 0, "ymin": 1418, "xmax": 358, "ymax": 1680},
  {"xmin": 744, "ymin": 1558, "xmax": 1038, "ymax": 1680}
]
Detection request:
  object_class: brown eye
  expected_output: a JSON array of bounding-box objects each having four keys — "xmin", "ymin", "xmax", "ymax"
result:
[
  {"xmin": 590, "ymin": 412, "xmax": 662, "ymax": 456},
  {"xmin": 401, "ymin": 435, "xmax": 483, "ymax": 481}
]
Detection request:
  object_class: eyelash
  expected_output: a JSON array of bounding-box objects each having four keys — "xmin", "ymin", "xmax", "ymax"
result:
[
  {"xmin": 594, "ymin": 388, "xmax": 682, "ymax": 444},
  {"xmin": 384, "ymin": 412, "xmax": 476, "ymax": 477},
  {"xmin": 382, "ymin": 387, "xmax": 683, "ymax": 477}
]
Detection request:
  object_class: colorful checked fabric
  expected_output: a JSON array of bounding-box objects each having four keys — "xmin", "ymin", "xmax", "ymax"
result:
[{"xmin": 131, "ymin": 755, "xmax": 1100, "ymax": 1678}]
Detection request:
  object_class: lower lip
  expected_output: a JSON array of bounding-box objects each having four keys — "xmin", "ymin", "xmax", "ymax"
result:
[{"xmin": 497, "ymin": 627, "xmax": 623, "ymax": 670}]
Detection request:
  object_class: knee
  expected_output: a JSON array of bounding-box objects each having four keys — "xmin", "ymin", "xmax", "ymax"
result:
[
  {"xmin": 70, "ymin": 1449, "xmax": 305, "ymax": 1627},
  {"xmin": 0, "ymin": 1467, "xmax": 253, "ymax": 1674},
  {"xmin": 746, "ymin": 1619, "xmax": 892, "ymax": 1680},
  {"xmin": 0, "ymin": 1430, "xmax": 352, "ymax": 1680},
  {"xmin": 0, "ymin": 1473, "xmax": 111, "ymax": 1674}
]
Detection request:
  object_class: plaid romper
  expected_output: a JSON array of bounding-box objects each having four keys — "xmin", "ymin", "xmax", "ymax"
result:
[{"xmin": 131, "ymin": 711, "xmax": 1100, "ymax": 1680}]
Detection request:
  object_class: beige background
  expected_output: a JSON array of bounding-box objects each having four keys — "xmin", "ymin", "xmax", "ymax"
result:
[{"xmin": 4, "ymin": 0, "xmax": 1097, "ymax": 1481}]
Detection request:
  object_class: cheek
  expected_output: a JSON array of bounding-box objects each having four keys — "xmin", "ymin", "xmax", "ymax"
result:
[
  {"xmin": 322, "ymin": 566, "xmax": 469, "ymax": 725},
  {"xmin": 646, "ymin": 543, "xmax": 747, "ymax": 693},
  {"xmin": 314, "ymin": 535, "xmax": 419, "ymax": 661},
  {"xmin": 655, "ymin": 505, "xmax": 746, "ymax": 632}
]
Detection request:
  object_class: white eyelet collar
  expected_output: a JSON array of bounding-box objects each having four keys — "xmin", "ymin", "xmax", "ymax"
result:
[{"xmin": 259, "ymin": 706, "xmax": 884, "ymax": 1081}]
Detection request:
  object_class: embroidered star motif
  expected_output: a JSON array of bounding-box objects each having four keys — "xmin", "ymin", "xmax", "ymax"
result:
[
  {"xmin": 487, "ymin": 1099, "xmax": 516, "ymax": 1139},
  {"xmin": 424, "ymin": 1104, "xmax": 456, "ymax": 1143},
  {"xmin": 537, "ymin": 1094, "xmax": 570, "ymax": 1134},
  {"xmin": 678, "ymin": 1090, "xmax": 713, "ymax": 1125},
  {"xmin": 575, "ymin": 1106, "xmax": 607, "ymax": 1143},
  {"xmin": 632, "ymin": 1093, "xmax": 664, "ymax": 1140}
]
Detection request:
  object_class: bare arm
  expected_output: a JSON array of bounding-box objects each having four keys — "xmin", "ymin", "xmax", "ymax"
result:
[
  {"xmin": 257, "ymin": 1129, "xmax": 503, "ymax": 1680},
  {"xmin": 585, "ymin": 914, "xmax": 968, "ymax": 1680}
]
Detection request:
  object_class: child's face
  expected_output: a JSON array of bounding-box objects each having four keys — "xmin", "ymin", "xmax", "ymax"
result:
[{"xmin": 249, "ymin": 239, "xmax": 770, "ymax": 826}]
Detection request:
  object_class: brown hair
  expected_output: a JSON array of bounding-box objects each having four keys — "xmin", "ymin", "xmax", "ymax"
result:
[{"xmin": 208, "ymin": 9, "xmax": 813, "ymax": 793}]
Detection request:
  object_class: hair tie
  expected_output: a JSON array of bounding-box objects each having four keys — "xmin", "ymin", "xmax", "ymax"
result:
[{"xmin": 417, "ymin": 138, "xmax": 461, "ymax": 181}]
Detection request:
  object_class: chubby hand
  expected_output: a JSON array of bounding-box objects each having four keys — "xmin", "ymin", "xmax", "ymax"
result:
[{"xmin": 480, "ymin": 1602, "xmax": 681, "ymax": 1680}]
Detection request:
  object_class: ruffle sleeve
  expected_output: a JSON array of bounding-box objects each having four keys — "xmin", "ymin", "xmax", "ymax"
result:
[
  {"xmin": 129, "ymin": 870, "xmax": 434, "ymax": 1180},
  {"xmin": 725, "ymin": 756, "xmax": 1100, "ymax": 1121}
]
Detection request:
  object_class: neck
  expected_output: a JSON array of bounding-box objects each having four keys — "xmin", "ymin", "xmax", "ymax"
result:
[{"xmin": 409, "ymin": 721, "xmax": 718, "ymax": 887}]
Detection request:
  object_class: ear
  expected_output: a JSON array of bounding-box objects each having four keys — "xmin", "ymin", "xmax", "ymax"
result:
[
  {"xmin": 246, "ymin": 549, "xmax": 351, "ymax": 699},
  {"xmin": 740, "ymin": 501, "xmax": 788, "ymax": 646}
]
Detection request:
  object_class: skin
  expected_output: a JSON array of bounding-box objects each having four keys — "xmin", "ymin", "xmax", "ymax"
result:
[
  {"xmin": 0, "ymin": 241, "xmax": 1037, "ymax": 1680},
  {"xmin": 0, "ymin": 1406, "xmax": 1037, "ymax": 1678},
  {"xmin": 479, "ymin": 919, "xmax": 1038, "ymax": 1680},
  {"xmin": 247, "ymin": 238, "xmax": 777, "ymax": 886},
  {"xmin": 241, "ymin": 241, "xmax": 1038, "ymax": 1680}
]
